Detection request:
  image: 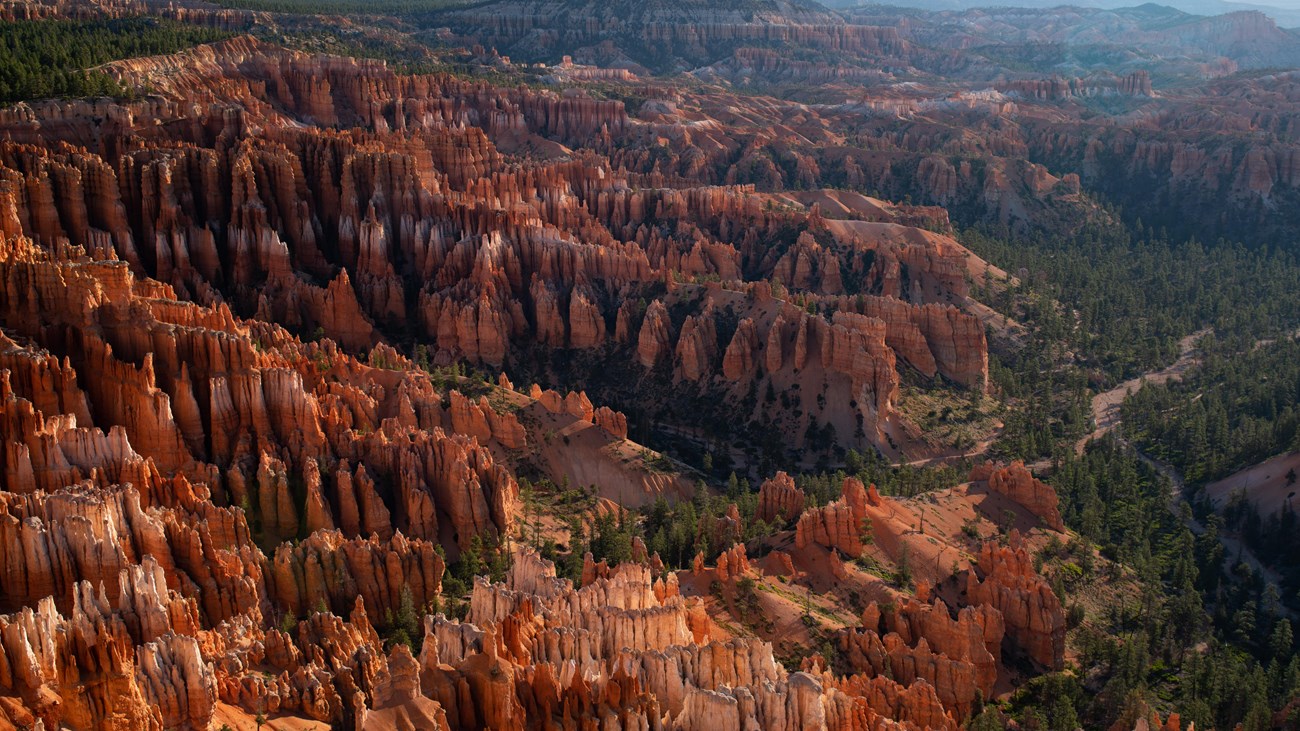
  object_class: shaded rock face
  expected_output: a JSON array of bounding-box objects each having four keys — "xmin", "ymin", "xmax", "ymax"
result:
[
  {"xmin": 970, "ymin": 461, "xmax": 1065, "ymax": 531},
  {"xmin": 627, "ymin": 282, "xmax": 975, "ymax": 454},
  {"xmin": 963, "ymin": 532, "xmax": 1067, "ymax": 671},
  {"xmin": 0, "ymin": 30, "xmax": 1003, "ymax": 729},
  {"xmin": 0, "ymin": 35, "xmax": 991, "ymax": 460}
]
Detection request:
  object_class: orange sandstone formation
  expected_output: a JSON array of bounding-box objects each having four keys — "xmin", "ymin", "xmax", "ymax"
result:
[
  {"xmin": 758, "ymin": 471, "xmax": 806, "ymax": 526},
  {"xmin": 970, "ymin": 461, "xmax": 1065, "ymax": 531},
  {"xmin": 0, "ymin": 26, "xmax": 1025, "ymax": 730},
  {"xmin": 795, "ymin": 477, "xmax": 873, "ymax": 557},
  {"xmin": 963, "ymin": 532, "xmax": 1067, "ymax": 670}
]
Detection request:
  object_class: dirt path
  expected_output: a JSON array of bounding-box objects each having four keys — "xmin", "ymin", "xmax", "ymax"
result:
[
  {"xmin": 1075, "ymin": 328, "xmax": 1291, "ymax": 615},
  {"xmin": 902, "ymin": 435, "xmax": 998, "ymax": 468},
  {"xmin": 1131, "ymin": 443, "xmax": 1290, "ymax": 609},
  {"xmin": 1075, "ymin": 328, "xmax": 1210, "ymax": 456}
]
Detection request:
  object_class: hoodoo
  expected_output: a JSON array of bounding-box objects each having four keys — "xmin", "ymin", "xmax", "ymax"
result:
[{"xmin": 0, "ymin": 0, "xmax": 1296, "ymax": 727}]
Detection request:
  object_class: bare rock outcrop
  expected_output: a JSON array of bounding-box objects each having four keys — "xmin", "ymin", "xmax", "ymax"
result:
[
  {"xmin": 757, "ymin": 471, "xmax": 806, "ymax": 526},
  {"xmin": 795, "ymin": 477, "xmax": 873, "ymax": 557},
  {"xmin": 963, "ymin": 532, "xmax": 1066, "ymax": 670},
  {"xmin": 970, "ymin": 461, "xmax": 1065, "ymax": 531}
]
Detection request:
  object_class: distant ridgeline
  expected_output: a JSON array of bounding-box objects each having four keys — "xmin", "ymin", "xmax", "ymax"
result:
[
  {"xmin": 0, "ymin": 16, "xmax": 230, "ymax": 103},
  {"xmin": 209, "ymin": 0, "xmax": 467, "ymax": 15}
]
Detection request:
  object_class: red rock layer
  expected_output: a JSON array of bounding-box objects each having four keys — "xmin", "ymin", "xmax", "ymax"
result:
[
  {"xmin": 425, "ymin": 546, "xmax": 969, "ymax": 730},
  {"xmin": 757, "ymin": 471, "xmax": 806, "ymax": 526},
  {"xmin": 0, "ymin": 36, "xmax": 991, "ymax": 459},
  {"xmin": 970, "ymin": 460, "xmax": 1065, "ymax": 531},
  {"xmin": 963, "ymin": 532, "xmax": 1067, "ymax": 670}
]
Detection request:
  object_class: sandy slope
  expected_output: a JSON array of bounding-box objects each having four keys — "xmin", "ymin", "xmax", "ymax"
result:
[{"xmin": 1206, "ymin": 450, "xmax": 1300, "ymax": 517}]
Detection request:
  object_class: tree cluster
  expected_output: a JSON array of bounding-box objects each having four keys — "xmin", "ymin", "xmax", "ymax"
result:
[{"xmin": 0, "ymin": 18, "xmax": 230, "ymax": 103}]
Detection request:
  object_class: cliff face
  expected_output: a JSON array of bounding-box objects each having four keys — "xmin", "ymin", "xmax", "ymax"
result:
[
  {"xmin": 0, "ymin": 0, "xmax": 258, "ymax": 28},
  {"xmin": 0, "ymin": 30, "xmax": 1014, "ymax": 729},
  {"xmin": 432, "ymin": 0, "xmax": 922, "ymax": 74},
  {"xmin": 963, "ymin": 532, "xmax": 1067, "ymax": 671},
  {"xmin": 0, "ymin": 37, "xmax": 992, "ymax": 461},
  {"xmin": 997, "ymin": 72, "xmax": 1152, "ymax": 100},
  {"xmin": 423, "ymin": 546, "xmax": 984, "ymax": 731}
]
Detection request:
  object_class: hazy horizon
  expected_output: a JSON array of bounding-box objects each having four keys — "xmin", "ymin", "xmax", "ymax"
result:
[{"xmin": 830, "ymin": 0, "xmax": 1300, "ymax": 27}]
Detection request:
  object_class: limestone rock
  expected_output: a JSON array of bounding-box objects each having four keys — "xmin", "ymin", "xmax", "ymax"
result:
[
  {"xmin": 964, "ymin": 532, "xmax": 1066, "ymax": 670},
  {"xmin": 795, "ymin": 477, "xmax": 872, "ymax": 557},
  {"xmin": 970, "ymin": 461, "xmax": 1065, "ymax": 531},
  {"xmin": 758, "ymin": 471, "xmax": 806, "ymax": 526}
]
